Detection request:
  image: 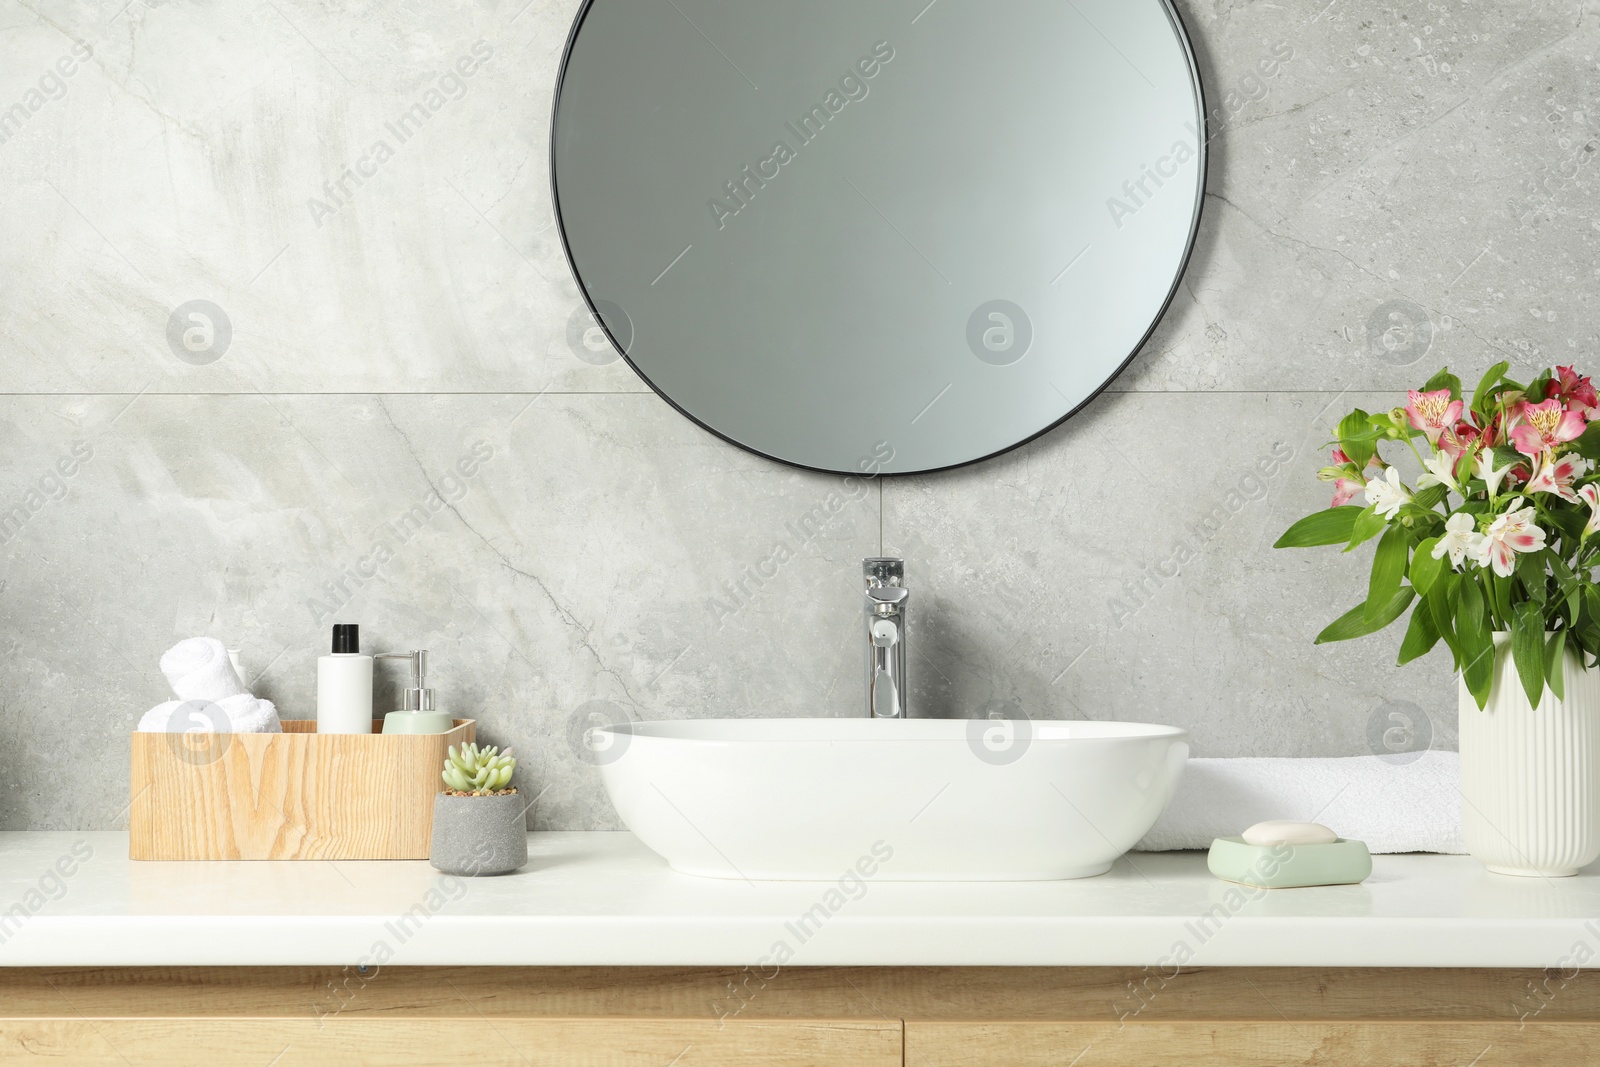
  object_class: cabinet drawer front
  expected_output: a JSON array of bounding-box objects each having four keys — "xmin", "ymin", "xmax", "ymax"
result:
[
  {"xmin": 0, "ymin": 1017, "xmax": 903, "ymax": 1066},
  {"xmin": 907, "ymin": 1021, "xmax": 1599, "ymax": 1067}
]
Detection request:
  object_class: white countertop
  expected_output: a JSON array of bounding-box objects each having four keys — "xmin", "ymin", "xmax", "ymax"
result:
[{"xmin": 2, "ymin": 831, "xmax": 1598, "ymax": 968}]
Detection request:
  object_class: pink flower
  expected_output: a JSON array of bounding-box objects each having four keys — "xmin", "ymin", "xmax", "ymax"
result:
[
  {"xmin": 1320, "ymin": 448, "xmax": 1365, "ymax": 507},
  {"xmin": 1328, "ymin": 446, "xmax": 1383, "ymax": 470},
  {"xmin": 1440, "ymin": 421, "xmax": 1481, "ymax": 476},
  {"xmin": 1470, "ymin": 497, "xmax": 1547, "ymax": 577},
  {"xmin": 1406, "ymin": 389, "xmax": 1464, "ymax": 447},
  {"xmin": 1510, "ymin": 398, "xmax": 1586, "ymax": 457},
  {"xmin": 1526, "ymin": 453, "xmax": 1591, "ymax": 503},
  {"xmin": 1547, "ymin": 365, "xmax": 1600, "ymax": 416}
]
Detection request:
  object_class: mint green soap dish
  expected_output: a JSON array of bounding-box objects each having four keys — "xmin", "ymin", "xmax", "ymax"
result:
[{"xmin": 1206, "ymin": 836, "xmax": 1372, "ymax": 889}]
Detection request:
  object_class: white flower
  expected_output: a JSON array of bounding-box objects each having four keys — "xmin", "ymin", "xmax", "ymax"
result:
[
  {"xmin": 1364, "ymin": 466, "xmax": 1411, "ymax": 520},
  {"xmin": 1416, "ymin": 451, "xmax": 1460, "ymax": 495},
  {"xmin": 1469, "ymin": 497, "xmax": 1547, "ymax": 577},
  {"xmin": 1432, "ymin": 511, "xmax": 1483, "ymax": 570},
  {"xmin": 1580, "ymin": 484, "xmax": 1600, "ymax": 536},
  {"xmin": 1526, "ymin": 453, "xmax": 1590, "ymax": 503},
  {"xmin": 1477, "ymin": 450, "xmax": 1516, "ymax": 498}
]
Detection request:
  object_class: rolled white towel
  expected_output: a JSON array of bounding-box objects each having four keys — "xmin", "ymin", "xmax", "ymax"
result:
[
  {"xmin": 222, "ymin": 693, "xmax": 282, "ymax": 734},
  {"xmin": 1134, "ymin": 750, "xmax": 1465, "ymax": 854},
  {"xmin": 137, "ymin": 699, "xmax": 186, "ymax": 733},
  {"xmin": 136, "ymin": 694, "xmax": 282, "ymax": 734},
  {"xmin": 160, "ymin": 637, "xmax": 247, "ymax": 702}
]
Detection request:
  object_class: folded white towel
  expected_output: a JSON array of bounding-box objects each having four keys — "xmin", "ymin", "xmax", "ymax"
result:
[
  {"xmin": 160, "ymin": 637, "xmax": 248, "ymax": 702},
  {"xmin": 217, "ymin": 693, "xmax": 282, "ymax": 734},
  {"xmin": 137, "ymin": 694, "xmax": 282, "ymax": 734},
  {"xmin": 1134, "ymin": 750, "xmax": 1465, "ymax": 854}
]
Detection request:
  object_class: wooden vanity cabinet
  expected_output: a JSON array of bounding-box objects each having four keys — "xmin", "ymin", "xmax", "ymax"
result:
[{"xmin": 1, "ymin": 966, "xmax": 1596, "ymax": 1065}]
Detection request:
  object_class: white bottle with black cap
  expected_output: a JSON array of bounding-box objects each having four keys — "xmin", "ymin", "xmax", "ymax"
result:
[{"xmin": 317, "ymin": 623, "xmax": 373, "ymax": 734}]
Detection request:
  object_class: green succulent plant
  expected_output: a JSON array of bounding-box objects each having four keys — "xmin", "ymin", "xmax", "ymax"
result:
[{"xmin": 441, "ymin": 742, "xmax": 517, "ymax": 795}]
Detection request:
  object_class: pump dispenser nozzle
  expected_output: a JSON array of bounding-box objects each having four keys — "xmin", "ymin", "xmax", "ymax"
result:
[{"xmin": 374, "ymin": 650, "xmax": 454, "ymax": 734}]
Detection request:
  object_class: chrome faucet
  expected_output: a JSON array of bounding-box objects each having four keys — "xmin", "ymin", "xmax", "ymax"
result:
[{"xmin": 864, "ymin": 558, "xmax": 909, "ymax": 718}]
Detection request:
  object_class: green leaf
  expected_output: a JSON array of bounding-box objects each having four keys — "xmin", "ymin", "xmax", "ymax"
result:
[
  {"xmin": 1546, "ymin": 630, "xmax": 1568, "ymax": 703},
  {"xmin": 1422, "ymin": 367, "xmax": 1463, "ymax": 399},
  {"xmin": 1569, "ymin": 420, "xmax": 1600, "ymax": 461},
  {"xmin": 1410, "ymin": 537, "xmax": 1445, "ymax": 597},
  {"xmin": 1512, "ymin": 602, "xmax": 1547, "ymax": 708},
  {"xmin": 1274, "ymin": 506, "xmax": 1364, "ymax": 549},
  {"xmin": 1516, "ymin": 549, "xmax": 1548, "ymax": 606},
  {"xmin": 1471, "ymin": 360, "xmax": 1510, "ymax": 416},
  {"xmin": 1491, "ymin": 444, "xmax": 1524, "ymax": 476},
  {"xmin": 1573, "ymin": 625, "xmax": 1600, "ymax": 669},
  {"xmin": 1315, "ymin": 587, "xmax": 1416, "ymax": 644},
  {"xmin": 1429, "ymin": 571, "xmax": 1461, "ymax": 666},
  {"xmin": 1575, "ymin": 628, "xmax": 1600, "ymax": 670},
  {"xmin": 1397, "ymin": 600, "xmax": 1441, "ymax": 665},
  {"xmin": 1367, "ymin": 527, "xmax": 1409, "ymax": 622},
  {"xmin": 1526, "ymin": 374, "xmax": 1553, "ymax": 406},
  {"xmin": 1337, "ymin": 409, "xmax": 1376, "ymax": 469},
  {"xmin": 1345, "ymin": 504, "xmax": 1389, "ymax": 552},
  {"xmin": 1458, "ymin": 577, "xmax": 1494, "ymax": 710},
  {"xmin": 1547, "ymin": 554, "xmax": 1581, "ymax": 622},
  {"xmin": 1546, "ymin": 505, "xmax": 1586, "ymax": 545},
  {"xmin": 1489, "ymin": 571, "xmax": 1515, "ymax": 628},
  {"xmin": 1549, "ymin": 550, "xmax": 1578, "ymax": 589},
  {"xmin": 1412, "ymin": 484, "xmax": 1449, "ymax": 511}
]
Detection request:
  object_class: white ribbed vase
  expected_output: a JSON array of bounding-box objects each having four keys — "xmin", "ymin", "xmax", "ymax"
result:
[{"xmin": 1458, "ymin": 632, "xmax": 1600, "ymax": 877}]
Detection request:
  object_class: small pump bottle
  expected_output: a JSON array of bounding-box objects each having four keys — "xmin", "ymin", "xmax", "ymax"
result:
[{"xmin": 316, "ymin": 623, "xmax": 373, "ymax": 734}]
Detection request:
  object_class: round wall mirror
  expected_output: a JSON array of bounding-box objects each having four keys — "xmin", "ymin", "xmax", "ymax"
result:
[{"xmin": 551, "ymin": 0, "xmax": 1205, "ymax": 475}]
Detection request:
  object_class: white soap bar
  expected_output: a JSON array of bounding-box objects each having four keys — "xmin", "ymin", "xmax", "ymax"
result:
[{"xmin": 1241, "ymin": 820, "xmax": 1338, "ymax": 846}]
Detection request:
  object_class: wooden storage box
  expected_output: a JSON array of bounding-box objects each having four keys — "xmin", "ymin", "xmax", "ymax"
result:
[{"xmin": 130, "ymin": 719, "xmax": 475, "ymax": 860}]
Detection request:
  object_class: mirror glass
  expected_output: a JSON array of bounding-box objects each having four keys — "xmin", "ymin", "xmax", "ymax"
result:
[{"xmin": 552, "ymin": 0, "xmax": 1204, "ymax": 474}]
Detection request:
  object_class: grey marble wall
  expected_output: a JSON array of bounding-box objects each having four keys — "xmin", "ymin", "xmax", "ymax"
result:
[{"xmin": 1, "ymin": 0, "xmax": 1594, "ymax": 830}]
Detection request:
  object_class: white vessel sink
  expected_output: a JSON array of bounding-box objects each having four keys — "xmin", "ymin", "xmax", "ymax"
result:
[{"xmin": 592, "ymin": 718, "xmax": 1188, "ymax": 880}]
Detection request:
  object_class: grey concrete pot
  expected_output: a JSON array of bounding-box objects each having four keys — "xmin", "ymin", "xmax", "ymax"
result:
[{"xmin": 429, "ymin": 792, "xmax": 528, "ymax": 876}]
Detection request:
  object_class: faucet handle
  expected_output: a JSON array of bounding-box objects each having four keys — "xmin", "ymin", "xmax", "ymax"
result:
[{"xmin": 866, "ymin": 584, "xmax": 908, "ymax": 616}]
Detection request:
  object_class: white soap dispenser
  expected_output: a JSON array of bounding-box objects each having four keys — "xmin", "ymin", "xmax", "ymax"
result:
[
  {"xmin": 374, "ymin": 649, "xmax": 454, "ymax": 734},
  {"xmin": 316, "ymin": 623, "xmax": 373, "ymax": 734}
]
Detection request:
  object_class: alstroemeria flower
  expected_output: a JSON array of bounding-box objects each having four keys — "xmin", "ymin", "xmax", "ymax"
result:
[
  {"xmin": 1432, "ymin": 511, "xmax": 1483, "ymax": 570},
  {"xmin": 1364, "ymin": 466, "xmax": 1411, "ymax": 520},
  {"xmin": 1318, "ymin": 448, "xmax": 1365, "ymax": 506},
  {"xmin": 1439, "ymin": 421, "xmax": 1483, "ymax": 477},
  {"xmin": 1416, "ymin": 451, "xmax": 1461, "ymax": 494},
  {"xmin": 1406, "ymin": 389, "xmax": 1464, "ymax": 447},
  {"xmin": 1477, "ymin": 412, "xmax": 1504, "ymax": 451},
  {"xmin": 1579, "ymin": 484, "xmax": 1600, "ymax": 536},
  {"xmin": 1510, "ymin": 398, "xmax": 1586, "ymax": 457},
  {"xmin": 1470, "ymin": 497, "xmax": 1547, "ymax": 577},
  {"xmin": 1441, "ymin": 420, "xmax": 1477, "ymax": 453},
  {"xmin": 1526, "ymin": 453, "xmax": 1591, "ymax": 503},
  {"xmin": 1477, "ymin": 450, "xmax": 1517, "ymax": 498},
  {"xmin": 1547, "ymin": 365, "xmax": 1600, "ymax": 416}
]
